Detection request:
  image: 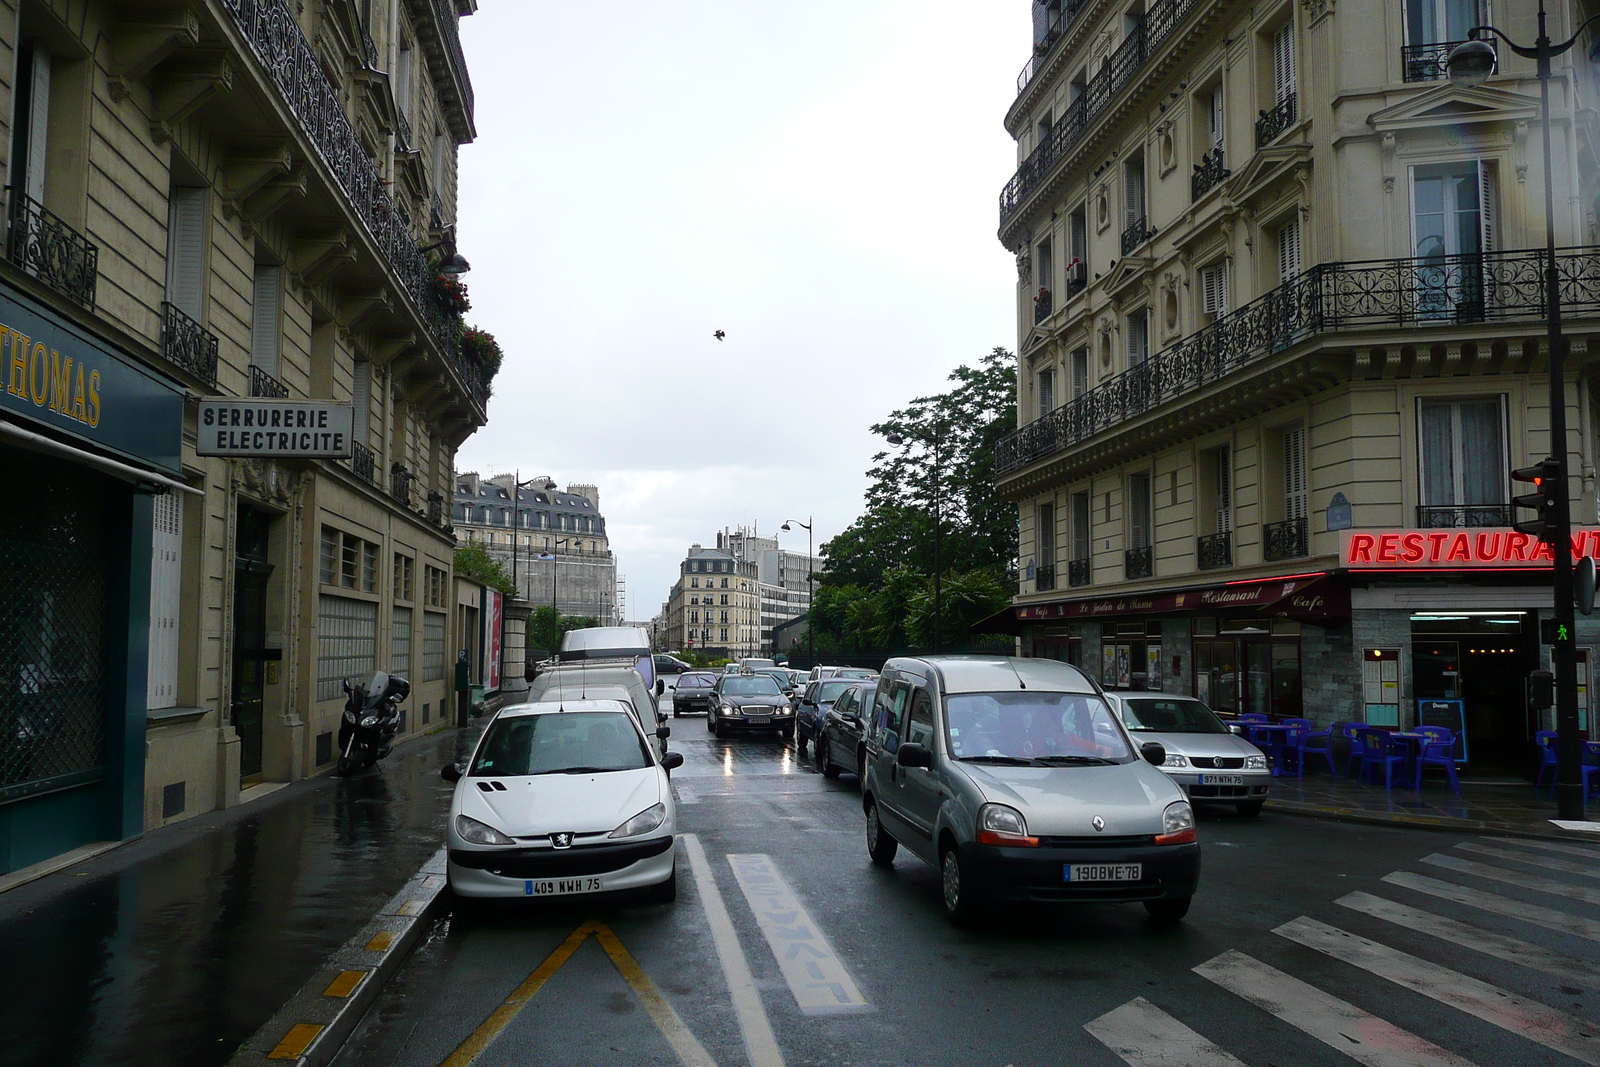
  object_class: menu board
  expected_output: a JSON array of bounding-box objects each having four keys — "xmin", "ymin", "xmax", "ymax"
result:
[
  {"xmin": 1416, "ymin": 698, "xmax": 1468, "ymax": 762},
  {"xmin": 1362, "ymin": 648, "xmax": 1400, "ymax": 726}
]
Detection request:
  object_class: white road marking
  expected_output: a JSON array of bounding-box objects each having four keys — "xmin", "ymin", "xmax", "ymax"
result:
[
  {"xmin": 1421, "ymin": 852, "xmax": 1600, "ymax": 905},
  {"xmin": 1455, "ymin": 840, "xmax": 1600, "ymax": 880},
  {"xmin": 1490, "ymin": 837, "xmax": 1600, "ymax": 861},
  {"xmin": 1193, "ymin": 950, "xmax": 1478, "ymax": 1067},
  {"xmin": 1551, "ymin": 820, "xmax": 1600, "ymax": 834},
  {"xmin": 1084, "ymin": 997, "xmax": 1248, "ymax": 1067},
  {"xmin": 1337, "ymin": 890, "xmax": 1600, "ymax": 987},
  {"xmin": 726, "ymin": 854, "xmax": 870, "ymax": 1015},
  {"xmin": 681, "ymin": 834, "xmax": 786, "ymax": 1067},
  {"xmin": 1275, "ymin": 915, "xmax": 1600, "ymax": 1066},
  {"xmin": 1382, "ymin": 870, "xmax": 1600, "ymax": 942}
]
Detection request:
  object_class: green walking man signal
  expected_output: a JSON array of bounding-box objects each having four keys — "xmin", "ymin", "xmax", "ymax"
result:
[{"xmin": 1540, "ymin": 617, "xmax": 1573, "ymax": 644}]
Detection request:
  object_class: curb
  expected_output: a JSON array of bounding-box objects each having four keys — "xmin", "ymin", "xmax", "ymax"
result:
[
  {"xmin": 227, "ymin": 848, "xmax": 450, "ymax": 1067},
  {"xmin": 1262, "ymin": 798, "xmax": 1598, "ymax": 842}
]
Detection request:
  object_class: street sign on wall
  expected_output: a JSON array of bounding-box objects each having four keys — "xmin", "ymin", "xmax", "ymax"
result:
[{"xmin": 196, "ymin": 399, "xmax": 353, "ymax": 458}]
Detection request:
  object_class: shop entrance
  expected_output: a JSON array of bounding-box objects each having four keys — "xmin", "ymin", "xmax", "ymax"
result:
[
  {"xmin": 231, "ymin": 507, "xmax": 274, "ymax": 781},
  {"xmin": 1191, "ymin": 618, "xmax": 1303, "ymax": 717},
  {"xmin": 1032, "ymin": 631, "xmax": 1080, "ymax": 666},
  {"xmin": 1410, "ymin": 613, "xmax": 1536, "ymax": 773}
]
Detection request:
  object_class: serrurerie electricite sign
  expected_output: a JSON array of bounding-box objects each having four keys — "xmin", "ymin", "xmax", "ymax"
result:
[{"xmin": 197, "ymin": 399, "xmax": 354, "ymax": 458}]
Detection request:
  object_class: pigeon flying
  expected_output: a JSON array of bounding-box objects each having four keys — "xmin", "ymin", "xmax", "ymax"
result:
[{"xmin": 713, "ymin": 330, "xmax": 726, "ymax": 341}]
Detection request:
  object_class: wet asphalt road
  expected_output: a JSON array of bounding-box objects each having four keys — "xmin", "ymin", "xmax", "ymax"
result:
[{"xmin": 329, "ymin": 698, "xmax": 1600, "ymax": 1067}]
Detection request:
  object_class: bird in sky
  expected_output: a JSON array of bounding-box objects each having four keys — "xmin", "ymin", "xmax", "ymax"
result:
[{"xmin": 713, "ymin": 330, "xmax": 725, "ymax": 341}]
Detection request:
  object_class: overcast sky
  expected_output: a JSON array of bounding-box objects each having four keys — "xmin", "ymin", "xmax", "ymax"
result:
[{"xmin": 453, "ymin": 3, "xmax": 1024, "ymax": 622}]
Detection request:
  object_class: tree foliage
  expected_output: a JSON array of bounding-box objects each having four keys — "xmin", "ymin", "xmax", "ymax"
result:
[
  {"xmin": 454, "ymin": 541, "xmax": 515, "ymax": 595},
  {"xmin": 525, "ymin": 606, "xmax": 602, "ymax": 658}
]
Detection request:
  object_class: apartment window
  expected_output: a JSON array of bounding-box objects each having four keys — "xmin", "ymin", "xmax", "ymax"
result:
[
  {"xmin": 1419, "ymin": 398, "xmax": 1506, "ymax": 511},
  {"xmin": 422, "ymin": 611, "xmax": 445, "ymax": 680},
  {"xmin": 720, "ymin": 593, "xmax": 729, "ymax": 606},
  {"xmin": 1213, "ymin": 447, "xmax": 1233, "ymax": 532},
  {"xmin": 1128, "ymin": 473, "xmax": 1152, "ymax": 550},
  {"xmin": 1284, "ymin": 426, "xmax": 1308, "ymax": 521},
  {"xmin": 9, "ymin": 39, "xmax": 53, "ymax": 204},
  {"xmin": 720, "ymin": 578, "xmax": 729, "ymax": 589},
  {"xmin": 690, "ymin": 610, "xmax": 699, "ymax": 624},
  {"xmin": 1036, "ymin": 502, "xmax": 1056, "ymax": 568},
  {"xmin": 165, "ymin": 187, "xmax": 207, "ymax": 320},
  {"xmin": 1072, "ymin": 492, "xmax": 1091, "ymax": 560},
  {"xmin": 1071, "ymin": 347, "xmax": 1089, "ymax": 398},
  {"xmin": 1406, "ymin": 0, "xmax": 1478, "ymax": 47},
  {"xmin": 1200, "ymin": 262, "xmax": 1229, "ymax": 319},
  {"xmin": 353, "ymin": 361, "xmax": 373, "ymax": 445},
  {"xmin": 250, "ymin": 264, "xmax": 282, "ymax": 376},
  {"xmin": 720, "ymin": 628, "xmax": 729, "ymax": 642},
  {"xmin": 395, "ymin": 39, "xmax": 414, "ymax": 121},
  {"xmin": 1038, "ymin": 369, "xmax": 1055, "ymax": 419},
  {"xmin": 1209, "ymin": 86, "xmax": 1224, "ymax": 151},
  {"xmin": 1037, "ymin": 109, "xmax": 1053, "ymax": 144},
  {"xmin": 392, "ymin": 606, "xmax": 413, "ymax": 680},
  {"xmin": 393, "ymin": 553, "xmax": 414, "ymax": 602},
  {"xmin": 720, "ymin": 611, "xmax": 730, "ymax": 625},
  {"xmin": 1127, "ymin": 309, "xmax": 1149, "ymax": 368},
  {"xmin": 425, "ymin": 564, "xmax": 448, "ymax": 608},
  {"xmin": 1123, "ymin": 157, "xmax": 1145, "ymax": 231},
  {"xmin": 1413, "ymin": 160, "xmax": 1494, "ymax": 259},
  {"xmin": 1274, "ymin": 22, "xmax": 1297, "ymax": 105},
  {"xmin": 316, "ymin": 595, "xmax": 378, "ymax": 701},
  {"xmin": 1277, "ymin": 217, "xmax": 1302, "ymax": 282},
  {"xmin": 1036, "ymin": 236, "xmax": 1053, "ymax": 292}
]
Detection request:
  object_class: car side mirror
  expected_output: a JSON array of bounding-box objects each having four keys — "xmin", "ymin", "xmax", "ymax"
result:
[
  {"xmin": 1140, "ymin": 741, "xmax": 1168, "ymax": 766},
  {"xmin": 656, "ymin": 680, "xmax": 666, "ymax": 696},
  {"xmin": 897, "ymin": 742, "xmax": 933, "ymax": 768},
  {"xmin": 1227, "ymin": 723, "xmax": 1244, "ymax": 736},
  {"xmin": 440, "ymin": 763, "xmax": 463, "ymax": 783},
  {"xmin": 657, "ymin": 726, "xmax": 671, "ymax": 739},
  {"xmin": 661, "ymin": 751, "xmax": 684, "ymax": 770}
]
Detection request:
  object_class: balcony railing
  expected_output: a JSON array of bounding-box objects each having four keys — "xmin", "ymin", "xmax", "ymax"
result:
[
  {"xmin": 1068, "ymin": 558, "xmax": 1091, "ymax": 587},
  {"xmin": 427, "ymin": 490, "xmax": 449, "ymax": 530},
  {"xmin": 1125, "ymin": 546, "xmax": 1153, "ymax": 580},
  {"xmin": 396, "ymin": 109, "xmax": 413, "ymax": 151},
  {"xmin": 1196, "ymin": 532, "xmax": 1232, "ymax": 570},
  {"xmin": 390, "ymin": 463, "xmax": 416, "ymax": 507},
  {"xmin": 248, "ymin": 364, "xmax": 290, "ymax": 398},
  {"xmin": 1402, "ymin": 41, "xmax": 1491, "ymax": 83},
  {"xmin": 1191, "ymin": 147, "xmax": 1229, "ymax": 201},
  {"xmin": 1035, "ymin": 563, "xmax": 1056, "ymax": 591},
  {"xmin": 996, "ymin": 247, "xmax": 1600, "ymax": 475},
  {"xmin": 1256, "ymin": 94, "xmax": 1297, "ymax": 148},
  {"xmin": 5, "ymin": 191, "xmax": 98, "ymax": 306},
  {"xmin": 1016, "ymin": 2, "xmax": 1086, "ymax": 95},
  {"xmin": 350, "ymin": 442, "xmax": 377, "ymax": 485},
  {"xmin": 1120, "ymin": 216, "xmax": 1153, "ymax": 256},
  {"xmin": 1001, "ymin": 0, "xmax": 1203, "ymax": 227},
  {"xmin": 1417, "ymin": 504, "xmax": 1513, "ymax": 528},
  {"xmin": 1065, "ymin": 260, "xmax": 1087, "ymax": 300},
  {"xmin": 1034, "ymin": 288, "xmax": 1054, "ymax": 323},
  {"xmin": 1263, "ymin": 517, "xmax": 1308, "ymax": 561},
  {"xmin": 160, "ymin": 302, "xmax": 219, "ymax": 387},
  {"xmin": 218, "ymin": 0, "xmax": 485, "ymax": 410}
]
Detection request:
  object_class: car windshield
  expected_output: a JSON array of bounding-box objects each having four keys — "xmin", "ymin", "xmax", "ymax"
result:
[
  {"xmin": 818, "ymin": 680, "xmax": 854, "ymax": 702},
  {"xmin": 680, "ymin": 673, "xmax": 717, "ymax": 687},
  {"xmin": 1119, "ymin": 698, "xmax": 1231, "ymax": 734},
  {"xmin": 754, "ymin": 671, "xmax": 791, "ymax": 687},
  {"xmin": 945, "ymin": 691, "xmax": 1133, "ymax": 763},
  {"xmin": 721, "ymin": 677, "xmax": 783, "ymax": 696},
  {"xmin": 470, "ymin": 711, "xmax": 651, "ymax": 776},
  {"xmin": 836, "ymin": 669, "xmax": 876, "ymax": 679}
]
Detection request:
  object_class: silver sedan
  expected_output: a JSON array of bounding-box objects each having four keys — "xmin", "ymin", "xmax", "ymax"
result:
[{"xmin": 1104, "ymin": 693, "xmax": 1271, "ymax": 816}]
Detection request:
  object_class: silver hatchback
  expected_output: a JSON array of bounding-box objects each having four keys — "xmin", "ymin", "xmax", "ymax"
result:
[
  {"xmin": 860, "ymin": 656, "xmax": 1200, "ymax": 926},
  {"xmin": 1103, "ymin": 693, "xmax": 1272, "ymax": 816}
]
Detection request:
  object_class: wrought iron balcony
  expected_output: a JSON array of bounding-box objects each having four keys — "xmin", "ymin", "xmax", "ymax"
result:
[
  {"xmin": 248, "ymin": 364, "xmax": 290, "ymax": 398},
  {"xmin": 5, "ymin": 191, "xmax": 98, "ymax": 306},
  {"xmin": 1256, "ymin": 94, "xmax": 1297, "ymax": 148},
  {"xmin": 1263, "ymin": 517, "xmax": 1308, "ymax": 561},
  {"xmin": 996, "ymin": 247, "xmax": 1600, "ymax": 476},
  {"xmin": 1191, "ymin": 147, "xmax": 1229, "ymax": 201},
  {"xmin": 390, "ymin": 463, "xmax": 416, "ymax": 507},
  {"xmin": 1035, "ymin": 564, "xmax": 1056, "ymax": 591},
  {"xmin": 1417, "ymin": 504, "xmax": 1513, "ymax": 528},
  {"xmin": 1034, "ymin": 288, "xmax": 1054, "ymax": 323},
  {"xmin": 396, "ymin": 109, "xmax": 413, "ymax": 152},
  {"xmin": 1121, "ymin": 216, "xmax": 1153, "ymax": 256},
  {"xmin": 359, "ymin": 20, "xmax": 379, "ymax": 70},
  {"xmin": 1068, "ymin": 558, "xmax": 1091, "ymax": 587},
  {"xmin": 350, "ymin": 442, "xmax": 377, "ymax": 485},
  {"xmin": 427, "ymin": 490, "xmax": 448, "ymax": 529},
  {"xmin": 1015, "ymin": 0, "xmax": 1091, "ymax": 96},
  {"xmin": 1197, "ymin": 532, "xmax": 1232, "ymax": 570},
  {"xmin": 1065, "ymin": 260, "xmax": 1087, "ymax": 300},
  {"xmin": 1125, "ymin": 546, "xmax": 1153, "ymax": 580},
  {"xmin": 1402, "ymin": 41, "xmax": 1491, "ymax": 82},
  {"xmin": 1001, "ymin": 0, "xmax": 1202, "ymax": 227},
  {"xmin": 160, "ymin": 302, "xmax": 219, "ymax": 387}
]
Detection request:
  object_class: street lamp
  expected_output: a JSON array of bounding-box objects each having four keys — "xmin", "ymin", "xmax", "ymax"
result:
[
  {"xmin": 509, "ymin": 473, "xmax": 558, "ymax": 600},
  {"xmin": 781, "ymin": 517, "xmax": 814, "ymax": 668},
  {"xmin": 886, "ymin": 425, "xmax": 948, "ymax": 654},
  {"xmin": 1447, "ymin": 7, "xmax": 1600, "ymax": 820},
  {"xmin": 532, "ymin": 537, "xmax": 571, "ymax": 657}
]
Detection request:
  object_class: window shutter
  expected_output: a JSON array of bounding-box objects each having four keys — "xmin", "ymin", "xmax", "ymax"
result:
[
  {"xmin": 1201, "ymin": 263, "xmax": 1229, "ymax": 315},
  {"xmin": 1071, "ymin": 347, "xmax": 1089, "ymax": 398},
  {"xmin": 396, "ymin": 46, "xmax": 412, "ymax": 117},
  {"xmin": 147, "ymin": 492, "xmax": 183, "ymax": 709},
  {"xmin": 250, "ymin": 264, "xmax": 281, "ymax": 374},
  {"xmin": 166, "ymin": 188, "xmax": 207, "ymax": 318},
  {"xmin": 1038, "ymin": 369, "xmax": 1054, "ymax": 417},
  {"xmin": 1477, "ymin": 159, "xmax": 1496, "ymax": 253},
  {"xmin": 1278, "ymin": 218, "xmax": 1302, "ymax": 282},
  {"xmin": 1124, "ymin": 162, "xmax": 1144, "ymax": 227},
  {"xmin": 1129, "ymin": 474, "xmax": 1151, "ymax": 549},
  {"xmin": 1037, "ymin": 503, "xmax": 1055, "ymax": 565},
  {"xmin": 1275, "ymin": 23, "xmax": 1297, "ymax": 103},
  {"xmin": 1284, "ymin": 427, "xmax": 1308, "ymax": 519},
  {"xmin": 1127, "ymin": 311, "xmax": 1148, "ymax": 366},
  {"xmin": 24, "ymin": 43, "xmax": 51, "ymax": 204},
  {"xmin": 1210, "ymin": 88, "xmax": 1224, "ymax": 148},
  {"xmin": 353, "ymin": 360, "xmax": 372, "ymax": 444},
  {"xmin": 1217, "ymin": 448, "xmax": 1233, "ymax": 532},
  {"xmin": 1073, "ymin": 492, "xmax": 1091, "ymax": 559}
]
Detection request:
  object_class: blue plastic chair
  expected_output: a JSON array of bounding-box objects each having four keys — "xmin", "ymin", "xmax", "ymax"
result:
[
  {"xmin": 1278, "ymin": 718, "xmax": 1313, "ymax": 777},
  {"xmin": 1414, "ymin": 726, "xmax": 1461, "ymax": 794},
  {"xmin": 1360, "ymin": 729, "xmax": 1407, "ymax": 789},
  {"xmin": 1534, "ymin": 731, "xmax": 1559, "ymax": 792},
  {"xmin": 1298, "ymin": 721, "xmax": 1341, "ymax": 777},
  {"xmin": 1342, "ymin": 723, "xmax": 1370, "ymax": 779}
]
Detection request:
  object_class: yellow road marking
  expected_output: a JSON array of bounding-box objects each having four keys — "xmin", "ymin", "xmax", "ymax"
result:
[
  {"xmin": 323, "ymin": 970, "xmax": 368, "ymax": 998},
  {"xmin": 365, "ymin": 931, "xmax": 395, "ymax": 951},
  {"xmin": 438, "ymin": 922, "xmax": 597, "ymax": 1067},
  {"xmin": 267, "ymin": 1023, "xmax": 322, "ymax": 1059},
  {"xmin": 397, "ymin": 899, "xmax": 426, "ymax": 916}
]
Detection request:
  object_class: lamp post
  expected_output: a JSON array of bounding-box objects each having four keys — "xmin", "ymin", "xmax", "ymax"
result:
[
  {"xmin": 509, "ymin": 473, "xmax": 558, "ymax": 602},
  {"xmin": 781, "ymin": 517, "xmax": 814, "ymax": 668},
  {"xmin": 532, "ymin": 537, "xmax": 570, "ymax": 658},
  {"xmin": 1448, "ymin": 8, "xmax": 1600, "ymax": 820},
  {"xmin": 887, "ymin": 424, "xmax": 947, "ymax": 654}
]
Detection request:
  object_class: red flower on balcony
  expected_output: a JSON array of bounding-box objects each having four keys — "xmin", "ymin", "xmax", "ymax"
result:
[
  {"xmin": 433, "ymin": 274, "xmax": 471, "ymax": 315},
  {"xmin": 1033, "ymin": 286, "xmax": 1052, "ymax": 303}
]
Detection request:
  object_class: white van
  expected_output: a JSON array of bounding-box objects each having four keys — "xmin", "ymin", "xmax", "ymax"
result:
[{"xmin": 560, "ymin": 626, "xmax": 655, "ymax": 690}]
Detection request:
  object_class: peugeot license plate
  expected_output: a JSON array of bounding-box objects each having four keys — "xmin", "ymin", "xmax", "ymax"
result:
[
  {"xmin": 1200, "ymin": 774, "xmax": 1245, "ymax": 786},
  {"xmin": 1065, "ymin": 863, "xmax": 1141, "ymax": 882},
  {"xmin": 524, "ymin": 877, "xmax": 603, "ymax": 896}
]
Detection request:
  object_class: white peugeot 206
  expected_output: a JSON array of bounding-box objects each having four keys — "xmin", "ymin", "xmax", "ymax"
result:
[{"xmin": 442, "ymin": 699, "xmax": 683, "ymax": 902}]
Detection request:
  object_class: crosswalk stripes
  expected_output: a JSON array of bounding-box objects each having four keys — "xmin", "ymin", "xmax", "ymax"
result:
[
  {"xmin": 1420, "ymin": 851, "xmax": 1600, "ymax": 906},
  {"xmin": 1489, "ymin": 837, "xmax": 1600, "ymax": 861},
  {"xmin": 1455, "ymin": 840, "xmax": 1600, "ymax": 881},
  {"xmin": 1381, "ymin": 869, "xmax": 1600, "ymax": 941},
  {"xmin": 1082, "ymin": 997, "xmax": 1247, "ymax": 1067}
]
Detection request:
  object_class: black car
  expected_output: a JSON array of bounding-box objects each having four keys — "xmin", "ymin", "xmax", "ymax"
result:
[
  {"xmin": 814, "ymin": 682, "xmax": 876, "ymax": 779},
  {"xmin": 707, "ymin": 674, "xmax": 796, "ymax": 738},
  {"xmin": 672, "ymin": 671, "xmax": 719, "ymax": 717},
  {"xmin": 654, "ymin": 653, "xmax": 692, "ymax": 675}
]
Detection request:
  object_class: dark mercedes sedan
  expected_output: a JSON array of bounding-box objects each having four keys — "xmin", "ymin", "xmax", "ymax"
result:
[
  {"xmin": 707, "ymin": 674, "xmax": 795, "ymax": 739},
  {"xmin": 671, "ymin": 671, "xmax": 719, "ymax": 717}
]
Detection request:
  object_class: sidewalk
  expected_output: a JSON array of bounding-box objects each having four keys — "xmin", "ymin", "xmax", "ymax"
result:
[{"xmin": 0, "ymin": 721, "xmax": 481, "ymax": 1067}]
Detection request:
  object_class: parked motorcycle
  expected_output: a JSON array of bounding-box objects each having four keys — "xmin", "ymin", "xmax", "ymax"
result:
[{"xmin": 337, "ymin": 670, "xmax": 411, "ymax": 776}]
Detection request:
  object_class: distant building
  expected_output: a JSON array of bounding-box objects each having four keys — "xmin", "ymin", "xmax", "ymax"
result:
[
  {"xmin": 718, "ymin": 526, "xmax": 821, "ymax": 651},
  {"xmin": 664, "ymin": 545, "xmax": 761, "ymax": 658}
]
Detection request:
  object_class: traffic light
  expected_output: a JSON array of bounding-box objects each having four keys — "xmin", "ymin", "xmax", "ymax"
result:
[
  {"xmin": 1529, "ymin": 669, "xmax": 1555, "ymax": 710},
  {"xmin": 1511, "ymin": 459, "xmax": 1562, "ymax": 541}
]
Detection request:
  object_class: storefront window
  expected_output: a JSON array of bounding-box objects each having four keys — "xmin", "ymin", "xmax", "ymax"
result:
[{"xmin": 1191, "ymin": 620, "xmax": 1301, "ymax": 717}]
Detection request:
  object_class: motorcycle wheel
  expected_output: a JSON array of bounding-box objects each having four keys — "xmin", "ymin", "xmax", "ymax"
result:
[{"xmin": 336, "ymin": 753, "xmax": 357, "ymax": 776}]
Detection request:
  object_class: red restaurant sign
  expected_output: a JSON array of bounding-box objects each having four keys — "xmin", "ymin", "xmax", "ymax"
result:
[{"xmin": 1341, "ymin": 528, "xmax": 1600, "ymax": 569}]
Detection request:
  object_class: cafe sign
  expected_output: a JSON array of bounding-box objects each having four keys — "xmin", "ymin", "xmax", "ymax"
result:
[
  {"xmin": 1341, "ymin": 528, "xmax": 1600, "ymax": 569},
  {"xmin": 197, "ymin": 400, "xmax": 353, "ymax": 458}
]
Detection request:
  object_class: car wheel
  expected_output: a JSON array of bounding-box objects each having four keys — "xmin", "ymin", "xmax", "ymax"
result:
[
  {"xmin": 706, "ymin": 711, "xmax": 716, "ymax": 733},
  {"xmin": 1145, "ymin": 896, "xmax": 1192, "ymax": 925},
  {"xmin": 714, "ymin": 718, "xmax": 729, "ymax": 739},
  {"xmin": 865, "ymin": 798, "xmax": 898, "ymax": 866},
  {"xmin": 780, "ymin": 724, "xmax": 794, "ymax": 739},
  {"xmin": 817, "ymin": 738, "xmax": 840, "ymax": 779},
  {"xmin": 1236, "ymin": 799, "xmax": 1264, "ymax": 818},
  {"xmin": 647, "ymin": 865, "xmax": 678, "ymax": 904},
  {"xmin": 940, "ymin": 845, "xmax": 983, "ymax": 927}
]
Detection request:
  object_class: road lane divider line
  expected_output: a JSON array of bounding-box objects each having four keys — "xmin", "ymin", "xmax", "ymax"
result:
[
  {"xmin": 1455, "ymin": 840, "xmax": 1600, "ymax": 880},
  {"xmin": 1336, "ymin": 890, "xmax": 1600, "ymax": 987},
  {"xmin": 1421, "ymin": 852, "xmax": 1600, "ymax": 905},
  {"xmin": 1274, "ymin": 915, "xmax": 1600, "ymax": 1066},
  {"xmin": 438, "ymin": 922, "xmax": 595, "ymax": 1067},
  {"xmin": 1084, "ymin": 997, "xmax": 1247, "ymax": 1067},
  {"xmin": 683, "ymin": 834, "xmax": 787, "ymax": 1067},
  {"xmin": 725, "ymin": 854, "xmax": 870, "ymax": 1015},
  {"xmin": 593, "ymin": 925, "xmax": 720, "ymax": 1067},
  {"xmin": 1192, "ymin": 949, "xmax": 1479, "ymax": 1067},
  {"xmin": 1488, "ymin": 837, "xmax": 1600, "ymax": 861},
  {"xmin": 1382, "ymin": 870, "xmax": 1600, "ymax": 942}
]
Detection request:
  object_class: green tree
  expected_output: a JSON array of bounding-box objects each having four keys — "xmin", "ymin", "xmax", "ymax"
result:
[
  {"xmin": 525, "ymin": 606, "xmax": 601, "ymax": 658},
  {"xmin": 905, "ymin": 569, "xmax": 1013, "ymax": 651},
  {"xmin": 454, "ymin": 541, "xmax": 515, "ymax": 594}
]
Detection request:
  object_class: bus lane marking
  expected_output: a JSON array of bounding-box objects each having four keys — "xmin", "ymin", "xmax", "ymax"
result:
[{"xmin": 726, "ymin": 853, "xmax": 870, "ymax": 1015}]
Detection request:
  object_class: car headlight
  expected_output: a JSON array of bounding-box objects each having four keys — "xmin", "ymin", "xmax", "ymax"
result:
[
  {"xmin": 609, "ymin": 802, "xmax": 667, "ymax": 839},
  {"xmin": 1162, "ymin": 753, "xmax": 1189, "ymax": 768},
  {"xmin": 455, "ymin": 814, "xmax": 515, "ymax": 846},
  {"xmin": 1245, "ymin": 754, "xmax": 1268, "ymax": 771},
  {"xmin": 720, "ymin": 703, "xmax": 735, "ymax": 714},
  {"xmin": 977, "ymin": 803, "xmax": 1038, "ymax": 847},
  {"xmin": 1158, "ymin": 801, "xmax": 1196, "ymax": 845}
]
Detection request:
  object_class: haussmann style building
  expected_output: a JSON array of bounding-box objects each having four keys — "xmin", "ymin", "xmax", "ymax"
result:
[{"xmin": 992, "ymin": 0, "xmax": 1600, "ymax": 774}]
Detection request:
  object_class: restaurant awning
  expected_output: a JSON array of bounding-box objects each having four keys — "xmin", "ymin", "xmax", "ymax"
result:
[{"xmin": 1005, "ymin": 573, "xmax": 1349, "ymax": 624}]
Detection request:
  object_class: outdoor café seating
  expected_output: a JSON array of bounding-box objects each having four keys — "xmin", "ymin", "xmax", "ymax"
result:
[
  {"xmin": 1413, "ymin": 725, "xmax": 1461, "ymax": 794},
  {"xmin": 1341, "ymin": 722, "xmax": 1370, "ymax": 779},
  {"xmin": 1358, "ymin": 728, "xmax": 1408, "ymax": 789},
  {"xmin": 1296, "ymin": 721, "xmax": 1340, "ymax": 777}
]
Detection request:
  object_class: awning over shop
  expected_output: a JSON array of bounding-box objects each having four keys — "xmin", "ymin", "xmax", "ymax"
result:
[{"xmin": 1007, "ymin": 573, "xmax": 1349, "ymax": 624}]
